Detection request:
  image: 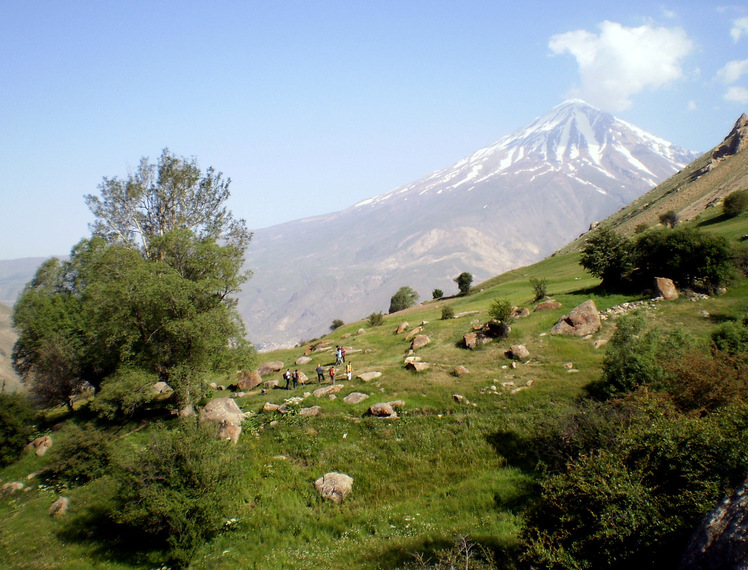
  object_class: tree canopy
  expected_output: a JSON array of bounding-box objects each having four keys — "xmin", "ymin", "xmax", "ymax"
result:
[
  {"xmin": 388, "ymin": 286, "xmax": 419, "ymax": 314},
  {"xmin": 13, "ymin": 151, "xmax": 254, "ymax": 412}
]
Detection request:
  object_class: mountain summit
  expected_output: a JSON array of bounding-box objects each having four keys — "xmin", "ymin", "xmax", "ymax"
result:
[{"xmin": 239, "ymin": 100, "xmax": 698, "ymax": 350}]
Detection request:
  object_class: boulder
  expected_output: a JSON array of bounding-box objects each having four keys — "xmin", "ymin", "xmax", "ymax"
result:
[
  {"xmin": 314, "ymin": 472, "xmax": 353, "ymax": 503},
  {"xmin": 27, "ymin": 435, "xmax": 52, "ymax": 457},
  {"xmin": 534, "ymin": 300, "xmax": 562, "ymax": 312},
  {"xmin": 593, "ymin": 339, "xmax": 609, "ymax": 349},
  {"xmin": 236, "ymin": 370, "xmax": 262, "ymax": 391},
  {"xmin": 463, "ymin": 332, "xmax": 479, "ymax": 349},
  {"xmin": 262, "ymin": 402, "xmax": 280, "ymax": 412},
  {"xmin": 369, "ymin": 402, "xmax": 396, "ymax": 417},
  {"xmin": 357, "ymin": 371, "xmax": 382, "ymax": 382},
  {"xmin": 49, "ymin": 496, "xmax": 69, "ymax": 517},
  {"xmin": 395, "ymin": 322, "xmax": 409, "ymax": 334},
  {"xmin": 410, "ymin": 335, "xmax": 431, "ymax": 351},
  {"xmin": 453, "ymin": 394, "xmax": 469, "ymax": 404},
  {"xmin": 200, "ymin": 398, "xmax": 245, "ymax": 427},
  {"xmin": 1, "ymin": 482, "xmax": 24, "ymax": 496},
  {"xmin": 257, "ymin": 361, "xmax": 284, "ymax": 376},
  {"xmin": 153, "ymin": 381, "xmax": 173, "ymax": 395},
  {"xmin": 295, "ymin": 355, "xmax": 312, "ymax": 366},
  {"xmin": 511, "ymin": 307, "xmax": 531, "ymax": 318},
  {"xmin": 655, "ymin": 277, "xmax": 679, "ymax": 300},
  {"xmin": 343, "ymin": 392, "xmax": 369, "ymax": 404},
  {"xmin": 313, "ymin": 384, "xmax": 344, "ymax": 398},
  {"xmin": 356, "ymin": 328, "xmax": 366, "ymax": 335},
  {"xmin": 217, "ymin": 420, "xmax": 242, "ymax": 444},
  {"xmin": 454, "ymin": 365, "xmax": 470, "ymax": 376},
  {"xmin": 404, "ymin": 356, "xmax": 422, "ymax": 365},
  {"xmin": 299, "ymin": 406, "xmax": 322, "ymax": 417},
  {"xmin": 550, "ymin": 300, "xmax": 600, "ymax": 336},
  {"xmin": 404, "ymin": 326, "xmax": 424, "ymax": 341},
  {"xmin": 508, "ymin": 345, "xmax": 530, "ymax": 360},
  {"xmin": 679, "ymin": 476, "xmax": 748, "ymax": 569},
  {"xmin": 406, "ymin": 361, "xmax": 430, "ymax": 372},
  {"xmin": 263, "ymin": 379, "xmax": 280, "ymax": 389}
]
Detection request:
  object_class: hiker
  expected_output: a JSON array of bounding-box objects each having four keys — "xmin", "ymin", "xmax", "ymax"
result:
[
  {"xmin": 341, "ymin": 346, "xmax": 347, "ymax": 363},
  {"xmin": 284, "ymin": 369, "xmax": 292, "ymax": 390},
  {"xmin": 335, "ymin": 346, "xmax": 342, "ymax": 365},
  {"xmin": 316, "ymin": 363, "xmax": 324, "ymax": 383},
  {"xmin": 329, "ymin": 366, "xmax": 336, "ymax": 385},
  {"xmin": 292, "ymin": 369, "xmax": 299, "ymax": 390},
  {"xmin": 346, "ymin": 361, "xmax": 352, "ymax": 381}
]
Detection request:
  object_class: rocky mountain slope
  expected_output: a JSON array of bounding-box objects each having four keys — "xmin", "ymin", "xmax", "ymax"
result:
[{"xmin": 241, "ymin": 100, "xmax": 698, "ymax": 349}]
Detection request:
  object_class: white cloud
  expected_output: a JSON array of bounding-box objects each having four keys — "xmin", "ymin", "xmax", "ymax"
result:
[
  {"xmin": 731, "ymin": 17, "xmax": 748, "ymax": 42},
  {"xmin": 688, "ymin": 100, "xmax": 697, "ymax": 111},
  {"xmin": 717, "ymin": 59, "xmax": 748, "ymax": 84},
  {"xmin": 725, "ymin": 86, "xmax": 748, "ymax": 103},
  {"xmin": 549, "ymin": 20, "xmax": 693, "ymax": 112}
]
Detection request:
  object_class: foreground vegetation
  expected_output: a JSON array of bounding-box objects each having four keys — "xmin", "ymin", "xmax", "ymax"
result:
[{"xmin": 2, "ymin": 152, "xmax": 747, "ymax": 568}]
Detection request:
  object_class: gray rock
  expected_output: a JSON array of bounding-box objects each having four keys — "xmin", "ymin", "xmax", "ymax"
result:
[
  {"xmin": 655, "ymin": 276, "xmax": 679, "ymax": 300},
  {"xmin": 257, "ymin": 361, "xmax": 284, "ymax": 376},
  {"xmin": 200, "ymin": 398, "xmax": 245, "ymax": 427},
  {"xmin": 508, "ymin": 344, "xmax": 530, "ymax": 360},
  {"xmin": 357, "ymin": 371, "xmax": 382, "ymax": 382},
  {"xmin": 153, "ymin": 381, "xmax": 173, "ymax": 394},
  {"xmin": 550, "ymin": 300, "xmax": 600, "ymax": 336},
  {"xmin": 314, "ymin": 472, "xmax": 353, "ymax": 503},
  {"xmin": 343, "ymin": 392, "xmax": 369, "ymax": 404},
  {"xmin": 313, "ymin": 384, "xmax": 343, "ymax": 398},
  {"xmin": 49, "ymin": 496, "xmax": 69, "ymax": 517},
  {"xmin": 406, "ymin": 361, "xmax": 430, "ymax": 372},
  {"xmin": 296, "ymin": 356, "xmax": 313, "ymax": 366},
  {"xmin": 236, "ymin": 370, "xmax": 262, "ymax": 391},
  {"xmin": 299, "ymin": 406, "xmax": 322, "ymax": 417}
]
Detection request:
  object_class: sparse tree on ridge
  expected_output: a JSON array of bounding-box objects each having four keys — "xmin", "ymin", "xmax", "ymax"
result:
[
  {"xmin": 454, "ymin": 272, "xmax": 473, "ymax": 296},
  {"xmin": 389, "ymin": 286, "xmax": 419, "ymax": 314}
]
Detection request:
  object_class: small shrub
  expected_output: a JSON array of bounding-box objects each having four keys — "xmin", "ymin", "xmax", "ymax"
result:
[
  {"xmin": 367, "ymin": 312, "xmax": 384, "ymax": 327},
  {"xmin": 432, "ymin": 289, "xmax": 444, "ymax": 300},
  {"xmin": 330, "ymin": 319, "xmax": 344, "ymax": 331},
  {"xmin": 529, "ymin": 277, "xmax": 547, "ymax": 301},
  {"xmin": 634, "ymin": 222, "xmax": 649, "ymax": 234},
  {"xmin": 0, "ymin": 393, "xmax": 38, "ymax": 467},
  {"xmin": 90, "ymin": 368, "xmax": 161, "ymax": 421},
  {"xmin": 724, "ymin": 189, "xmax": 748, "ymax": 217},
  {"xmin": 454, "ymin": 272, "xmax": 473, "ymax": 296},
  {"xmin": 711, "ymin": 319, "xmax": 748, "ymax": 358},
  {"xmin": 659, "ymin": 210, "xmax": 679, "ymax": 228},
  {"xmin": 488, "ymin": 299, "xmax": 514, "ymax": 325},
  {"xmin": 110, "ymin": 420, "xmax": 243, "ymax": 567},
  {"xmin": 440, "ymin": 305, "xmax": 454, "ymax": 320},
  {"xmin": 43, "ymin": 423, "xmax": 112, "ymax": 489}
]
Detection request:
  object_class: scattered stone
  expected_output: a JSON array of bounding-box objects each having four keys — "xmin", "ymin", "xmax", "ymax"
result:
[
  {"xmin": 313, "ymin": 384, "xmax": 343, "ymax": 398},
  {"xmin": 395, "ymin": 322, "xmax": 409, "ymax": 334},
  {"xmin": 257, "ymin": 361, "xmax": 284, "ymax": 376},
  {"xmin": 563, "ymin": 362, "xmax": 574, "ymax": 369},
  {"xmin": 454, "ymin": 365, "xmax": 470, "ymax": 377},
  {"xmin": 525, "ymin": 379, "xmax": 534, "ymax": 387},
  {"xmin": 357, "ymin": 328, "xmax": 366, "ymax": 335},
  {"xmin": 263, "ymin": 379, "xmax": 280, "ymax": 389},
  {"xmin": 236, "ymin": 371, "xmax": 262, "ymax": 391},
  {"xmin": 550, "ymin": 300, "xmax": 601, "ymax": 336},
  {"xmin": 593, "ymin": 339, "xmax": 609, "ymax": 349},
  {"xmin": 357, "ymin": 371, "xmax": 382, "ymax": 382},
  {"xmin": 343, "ymin": 392, "xmax": 369, "ymax": 404},
  {"xmin": 153, "ymin": 381, "xmax": 173, "ymax": 395},
  {"xmin": 314, "ymin": 472, "xmax": 353, "ymax": 503},
  {"xmin": 508, "ymin": 344, "xmax": 530, "ymax": 360},
  {"xmin": 501, "ymin": 381, "xmax": 516, "ymax": 388},
  {"xmin": 405, "ymin": 326, "xmax": 424, "ymax": 341},
  {"xmin": 567, "ymin": 369, "xmax": 580, "ymax": 374},
  {"xmin": 454, "ymin": 311, "xmax": 480, "ymax": 318},
  {"xmin": 217, "ymin": 419, "xmax": 242, "ymax": 443},
  {"xmin": 535, "ymin": 300, "xmax": 562, "ymax": 311},
  {"xmin": 700, "ymin": 310, "xmax": 711, "ymax": 318},
  {"xmin": 463, "ymin": 332, "xmax": 479, "ymax": 349},
  {"xmin": 410, "ymin": 335, "xmax": 431, "ymax": 351},
  {"xmin": 299, "ymin": 406, "xmax": 322, "ymax": 417},
  {"xmin": 296, "ymin": 371, "xmax": 309, "ymax": 385},
  {"xmin": 296, "ymin": 355, "xmax": 312, "ymax": 366},
  {"xmin": 328, "ymin": 394, "xmax": 337, "ymax": 401},
  {"xmin": 262, "ymin": 402, "xmax": 280, "ymax": 412},
  {"xmin": 511, "ymin": 361, "xmax": 518, "ymax": 369},
  {"xmin": 369, "ymin": 402, "xmax": 399, "ymax": 418},
  {"xmin": 49, "ymin": 496, "xmax": 69, "ymax": 517},
  {"xmin": 200, "ymin": 398, "xmax": 245, "ymax": 427},
  {"xmin": 404, "ymin": 356, "xmax": 422, "ymax": 365},
  {"xmin": 406, "ymin": 361, "xmax": 430, "ymax": 372},
  {"xmin": 511, "ymin": 307, "xmax": 531, "ymax": 318},
  {"xmin": 453, "ymin": 394, "xmax": 470, "ymax": 405},
  {"xmin": 389, "ymin": 400, "xmax": 405, "ymax": 409},
  {"xmin": 511, "ymin": 386, "xmax": 529, "ymax": 395},
  {"xmin": 1, "ymin": 482, "xmax": 24, "ymax": 496},
  {"xmin": 27, "ymin": 435, "xmax": 52, "ymax": 457},
  {"xmin": 655, "ymin": 277, "xmax": 679, "ymax": 300}
]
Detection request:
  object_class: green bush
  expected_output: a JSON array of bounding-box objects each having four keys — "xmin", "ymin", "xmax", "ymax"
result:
[
  {"xmin": 659, "ymin": 210, "xmax": 679, "ymax": 228},
  {"xmin": 43, "ymin": 423, "xmax": 112, "ymax": 489},
  {"xmin": 90, "ymin": 368, "xmax": 161, "ymax": 421},
  {"xmin": 711, "ymin": 319, "xmax": 748, "ymax": 358},
  {"xmin": 488, "ymin": 299, "xmax": 513, "ymax": 324},
  {"xmin": 330, "ymin": 319, "xmax": 344, "ymax": 331},
  {"xmin": 0, "ymin": 393, "xmax": 38, "ymax": 467},
  {"xmin": 454, "ymin": 272, "xmax": 473, "ymax": 296},
  {"xmin": 432, "ymin": 289, "xmax": 444, "ymax": 300},
  {"xmin": 579, "ymin": 227, "xmax": 633, "ymax": 287},
  {"xmin": 367, "ymin": 312, "xmax": 384, "ymax": 327},
  {"xmin": 529, "ymin": 277, "xmax": 547, "ymax": 301},
  {"xmin": 724, "ymin": 189, "xmax": 748, "ymax": 217},
  {"xmin": 110, "ymin": 421, "xmax": 243, "ymax": 567},
  {"xmin": 589, "ymin": 314, "xmax": 692, "ymax": 399},
  {"xmin": 389, "ymin": 286, "xmax": 419, "ymax": 313},
  {"xmin": 440, "ymin": 305, "xmax": 454, "ymax": 320}
]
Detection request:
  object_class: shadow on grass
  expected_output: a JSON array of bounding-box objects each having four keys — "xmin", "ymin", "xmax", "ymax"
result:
[
  {"xmin": 56, "ymin": 505, "xmax": 166, "ymax": 568},
  {"xmin": 351, "ymin": 534, "xmax": 520, "ymax": 570},
  {"xmin": 709, "ymin": 313, "xmax": 741, "ymax": 324},
  {"xmin": 697, "ymin": 213, "xmax": 732, "ymax": 227}
]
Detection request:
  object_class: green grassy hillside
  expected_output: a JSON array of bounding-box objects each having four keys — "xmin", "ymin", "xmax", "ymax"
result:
[{"xmin": 1, "ymin": 200, "xmax": 746, "ymax": 568}]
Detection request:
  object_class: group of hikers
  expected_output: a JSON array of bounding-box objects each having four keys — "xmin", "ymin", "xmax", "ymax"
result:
[{"xmin": 283, "ymin": 345, "xmax": 352, "ymax": 389}]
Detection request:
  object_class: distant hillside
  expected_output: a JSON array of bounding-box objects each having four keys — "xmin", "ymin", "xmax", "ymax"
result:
[
  {"xmin": 559, "ymin": 113, "xmax": 748, "ymax": 253},
  {"xmin": 0, "ymin": 257, "xmax": 47, "ymax": 305},
  {"xmin": 0, "ymin": 302, "xmax": 22, "ymax": 393}
]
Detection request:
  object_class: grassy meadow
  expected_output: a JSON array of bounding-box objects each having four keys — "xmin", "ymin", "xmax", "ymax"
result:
[{"xmin": 1, "ymin": 207, "xmax": 747, "ymax": 569}]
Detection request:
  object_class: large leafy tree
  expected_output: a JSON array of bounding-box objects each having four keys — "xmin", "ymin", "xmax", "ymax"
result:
[
  {"xmin": 13, "ymin": 151, "xmax": 254, "ymax": 412},
  {"xmin": 579, "ymin": 226, "xmax": 633, "ymax": 288},
  {"xmin": 388, "ymin": 286, "xmax": 419, "ymax": 314}
]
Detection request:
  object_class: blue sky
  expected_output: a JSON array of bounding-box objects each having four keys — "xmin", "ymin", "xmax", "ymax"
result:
[{"xmin": 2, "ymin": 1, "xmax": 747, "ymax": 259}]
